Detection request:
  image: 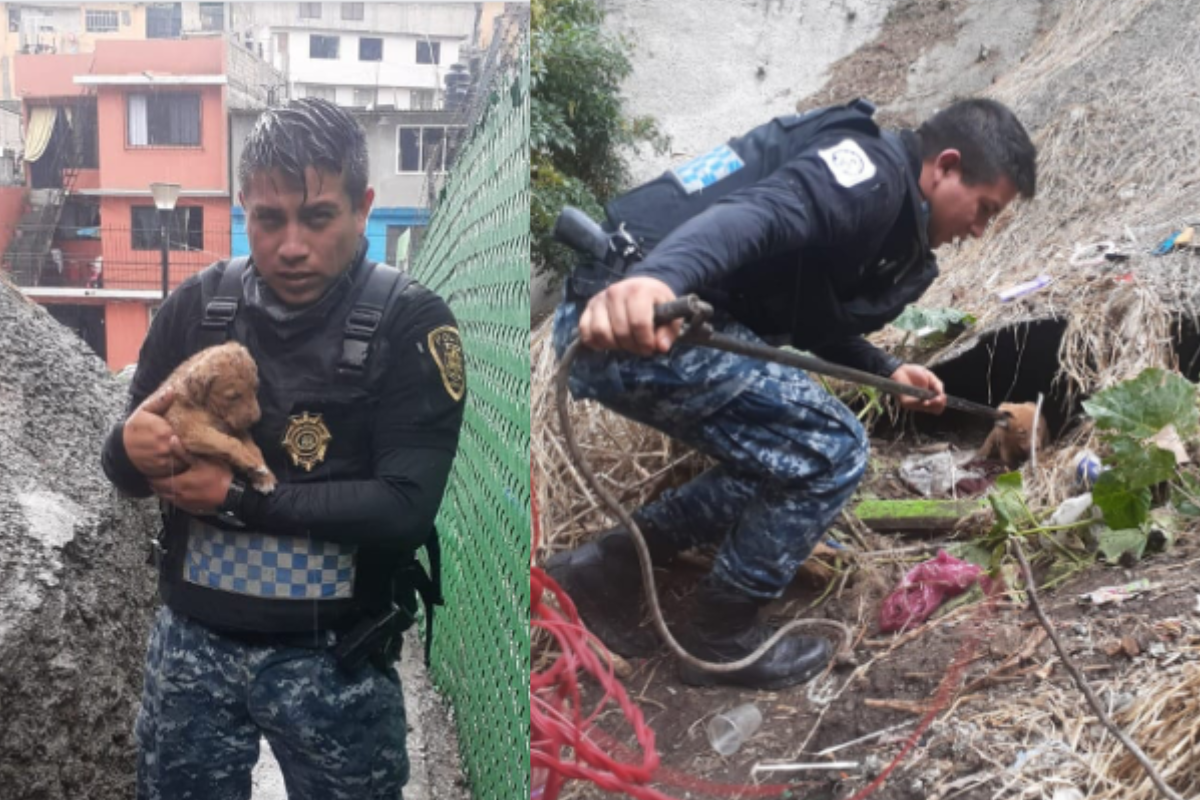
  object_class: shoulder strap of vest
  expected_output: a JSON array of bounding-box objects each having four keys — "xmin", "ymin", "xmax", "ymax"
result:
[
  {"xmin": 337, "ymin": 261, "xmax": 414, "ymax": 382},
  {"xmin": 198, "ymin": 256, "xmax": 250, "ymax": 349}
]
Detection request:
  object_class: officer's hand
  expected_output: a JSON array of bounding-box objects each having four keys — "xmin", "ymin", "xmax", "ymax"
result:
[
  {"xmin": 890, "ymin": 364, "xmax": 947, "ymax": 415},
  {"xmin": 579, "ymin": 277, "xmax": 682, "ymax": 356},
  {"xmin": 124, "ymin": 388, "xmax": 189, "ymax": 478},
  {"xmin": 148, "ymin": 455, "xmax": 231, "ymax": 516}
]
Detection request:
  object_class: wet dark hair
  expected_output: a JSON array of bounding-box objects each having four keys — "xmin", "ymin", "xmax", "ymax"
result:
[
  {"xmin": 238, "ymin": 98, "xmax": 369, "ymax": 208},
  {"xmin": 917, "ymin": 98, "xmax": 1037, "ymax": 198}
]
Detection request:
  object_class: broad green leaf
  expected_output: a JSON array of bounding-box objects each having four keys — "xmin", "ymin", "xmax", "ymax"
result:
[
  {"xmin": 1083, "ymin": 368, "xmax": 1199, "ymax": 438},
  {"xmin": 891, "ymin": 305, "xmax": 976, "ymax": 334},
  {"xmin": 1172, "ymin": 469, "xmax": 1200, "ymax": 516},
  {"xmin": 1105, "ymin": 438, "xmax": 1177, "ymax": 491},
  {"xmin": 950, "ymin": 541, "xmax": 996, "ymax": 569},
  {"xmin": 1096, "ymin": 527, "xmax": 1149, "ymax": 563},
  {"xmin": 988, "ymin": 471, "xmax": 1033, "ymax": 535},
  {"xmin": 1092, "ymin": 471, "xmax": 1152, "ymax": 529}
]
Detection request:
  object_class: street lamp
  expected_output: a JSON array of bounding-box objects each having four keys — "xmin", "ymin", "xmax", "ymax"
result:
[{"xmin": 149, "ymin": 182, "xmax": 180, "ymax": 300}]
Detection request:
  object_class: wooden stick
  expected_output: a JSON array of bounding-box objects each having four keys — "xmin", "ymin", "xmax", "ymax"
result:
[{"xmin": 1011, "ymin": 539, "xmax": 1183, "ymax": 800}]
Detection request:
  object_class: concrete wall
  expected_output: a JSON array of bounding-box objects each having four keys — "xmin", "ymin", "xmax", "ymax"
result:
[
  {"xmin": 281, "ymin": 30, "xmax": 463, "ymax": 96},
  {"xmin": 99, "ymin": 195, "xmax": 229, "ymax": 291},
  {"xmin": 95, "ymin": 84, "xmax": 227, "ymax": 192},
  {"xmin": 599, "ymin": 0, "xmax": 897, "ymax": 183}
]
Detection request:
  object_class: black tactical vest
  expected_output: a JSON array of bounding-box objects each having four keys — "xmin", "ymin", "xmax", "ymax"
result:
[{"xmin": 156, "ymin": 255, "xmax": 421, "ymax": 635}]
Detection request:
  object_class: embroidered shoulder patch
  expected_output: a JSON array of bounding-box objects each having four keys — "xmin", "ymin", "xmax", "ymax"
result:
[
  {"xmin": 427, "ymin": 326, "xmax": 466, "ymax": 402},
  {"xmin": 817, "ymin": 138, "xmax": 877, "ymax": 188},
  {"xmin": 671, "ymin": 143, "xmax": 746, "ymax": 194}
]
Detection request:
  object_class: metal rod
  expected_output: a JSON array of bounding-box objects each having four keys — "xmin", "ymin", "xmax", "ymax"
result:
[{"xmin": 654, "ymin": 296, "xmax": 1007, "ymax": 422}]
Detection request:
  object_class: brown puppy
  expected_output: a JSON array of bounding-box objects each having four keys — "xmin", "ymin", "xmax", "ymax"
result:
[
  {"xmin": 161, "ymin": 342, "xmax": 276, "ymax": 493},
  {"xmin": 978, "ymin": 401, "xmax": 1050, "ymax": 469}
]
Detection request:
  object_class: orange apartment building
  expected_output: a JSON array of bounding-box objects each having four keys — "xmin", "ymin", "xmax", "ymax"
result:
[{"xmin": 3, "ymin": 36, "xmax": 275, "ymax": 369}]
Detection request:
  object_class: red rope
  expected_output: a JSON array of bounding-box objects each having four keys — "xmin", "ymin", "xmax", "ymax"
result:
[{"xmin": 531, "ymin": 466, "xmax": 998, "ymax": 800}]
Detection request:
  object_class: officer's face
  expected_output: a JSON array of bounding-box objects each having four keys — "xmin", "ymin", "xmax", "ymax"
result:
[
  {"xmin": 240, "ymin": 167, "xmax": 374, "ymax": 308},
  {"xmin": 922, "ymin": 150, "xmax": 1018, "ymax": 248}
]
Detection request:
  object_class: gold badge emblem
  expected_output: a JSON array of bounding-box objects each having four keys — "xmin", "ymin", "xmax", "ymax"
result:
[
  {"xmin": 281, "ymin": 412, "xmax": 332, "ymax": 471},
  {"xmin": 428, "ymin": 325, "xmax": 466, "ymax": 402}
]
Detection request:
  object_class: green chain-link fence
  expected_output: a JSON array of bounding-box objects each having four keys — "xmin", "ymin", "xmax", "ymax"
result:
[{"xmin": 408, "ymin": 41, "xmax": 530, "ymax": 800}]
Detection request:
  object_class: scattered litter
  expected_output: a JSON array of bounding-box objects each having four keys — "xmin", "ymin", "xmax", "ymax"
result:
[
  {"xmin": 1194, "ymin": 594, "xmax": 1200, "ymax": 615},
  {"xmin": 998, "ymin": 274, "xmax": 1052, "ymax": 302},
  {"xmin": 1068, "ymin": 240, "xmax": 1118, "ymax": 267},
  {"xmin": 1048, "ymin": 493, "xmax": 1094, "ymax": 526},
  {"xmin": 1053, "ymin": 788, "xmax": 1085, "ymax": 800},
  {"xmin": 1174, "ymin": 226, "xmax": 1194, "ymax": 248},
  {"xmin": 750, "ymin": 761, "xmax": 860, "ymax": 774},
  {"xmin": 1152, "ymin": 230, "xmax": 1181, "ymax": 255},
  {"xmin": 706, "ymin": 703, "xmax": 762, "ymax": 756},
  {"xmin": 816, "ymin": 720, "xmax": 914, "ymax": 757},
  {"xmin": 1079, "ymin": 579, "xmax": 1156, "ymax": 606},
  {"xmin": 879, "ymin": 551, "xmax": 987, "ymax": 633},
  {"xmin": 1072, "ymin": 449, "xmax": 1105, "ymax": 488},
  {"xmin": 899, "ymin": 450, "xmax": 983, "ymax": 497},
  {"xmin": 1149, "ymin": 424, "xmax": 1190, "ymax": 464}
]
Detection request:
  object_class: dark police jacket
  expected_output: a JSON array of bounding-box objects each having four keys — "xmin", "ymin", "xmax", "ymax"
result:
[
  {"xmin": 621, "ymin": 123, "xmax": 937, "ymax": 377},
  {"xmin": 101, "ymin": 240, "xmax": 465, "ymax": 635}
]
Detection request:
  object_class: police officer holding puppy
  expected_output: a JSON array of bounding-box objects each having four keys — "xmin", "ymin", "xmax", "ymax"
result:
[
  {"xmin": 102, "ymin": 99, "xmax": 465, "ymax": 799},
  {"xmin": 549, "ymin": 98, "xmax": 1036, "ymax": 690}
]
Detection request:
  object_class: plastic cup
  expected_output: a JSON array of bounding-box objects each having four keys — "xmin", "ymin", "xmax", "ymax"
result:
[{"xmin": 706, "ymin": 703, "xmax": 763, "ymax": 756}]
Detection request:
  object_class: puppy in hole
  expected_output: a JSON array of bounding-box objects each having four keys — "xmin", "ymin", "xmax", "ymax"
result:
[
  {"xmin": 159, "ymin": 342, "xmax": 276, "ymax": 494},
  {"xmin": 978, "ymin": 401, "xmax": 1049, "ymax": 469}
]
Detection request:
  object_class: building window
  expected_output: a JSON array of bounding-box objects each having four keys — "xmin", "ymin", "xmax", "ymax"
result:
[
  {"xmin": 410, "ymin": 89, "xmax": 436, "ymax": 111},
  {"xmin": 304, "ymin": 84, "xmax": 336, "ymax": 102},
  {"xmin": 397, "ymin": 126, "xmax": 459, "ymax": 173},
  {"xmin": 416, "ymin": 41, "xmax": 441, "ymax": 65},
  {"xmin": 310, "ymin": 34, "xmax": 339, "ymax": 60},
  {"xmin": 85, "ymin": 10, "xmax": 119, "ymax": 32},
  {"xmin": 341, "ymin": 3, "xmax": 364, "ymax": 21},
  {"xmin": 146, "ymin": 4, "xmax": 181, "ymax": 38},
  {"xmin": 132, "ymin": 206, "xmax": 204, "ymax": 251},
  {"xmin": 127, "ymin": 93, "xmax": 201, "ymax": 147},
  {"xmin": 298, "ymin": 3, "xmax": 321, "ymax": 20},
  {"xmin": 199, "ymin": 3, "xmax": 224, "ymax": 32},
  {"xmin": 359, "ymin": 36, "xmax": 382, "ymax": 61},
  {"xmin": 352, "ymin": 88, "xmax": 376, "ymax": 108}
]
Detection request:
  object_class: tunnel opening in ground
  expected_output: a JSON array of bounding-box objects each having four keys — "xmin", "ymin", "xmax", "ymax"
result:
[
  {"xmin": 1172, "ymin": 314, "xmax": 1200, "ymax": 382},
  {"xmin": 870, "ymin": 317, "xmax": 1076, "ymax": 448}
]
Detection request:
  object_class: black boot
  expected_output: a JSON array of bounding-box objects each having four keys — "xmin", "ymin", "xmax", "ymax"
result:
[
  {"xmin": 676, "ymin": 577, "xmax": 832, "ymax": 690},
  {"xmin": 544, "ymin": 526, "xmax": 675, "ymax": 658}
]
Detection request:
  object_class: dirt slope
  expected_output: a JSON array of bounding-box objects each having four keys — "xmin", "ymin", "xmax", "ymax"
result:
[{"xmin": 0, "ymin": 278, "xmax": 158, "ymax": 799}]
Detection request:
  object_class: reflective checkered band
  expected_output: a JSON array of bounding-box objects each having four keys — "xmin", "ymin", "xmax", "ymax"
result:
[
  {"xmin": 671, "ymin": 143, "xmax": 745, "ymax": 194},
  {"xmin": 184, "ymin": 519, "xmax": 356, "ymax": 599}
]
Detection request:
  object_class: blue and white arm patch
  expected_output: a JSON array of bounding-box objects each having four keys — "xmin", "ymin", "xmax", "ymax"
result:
[{"xmin": 671, "ymin": 143, "xmax": 745, "ymax": 194}]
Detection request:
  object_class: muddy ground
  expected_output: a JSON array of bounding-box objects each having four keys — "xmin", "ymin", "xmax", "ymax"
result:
[{"xmin": 559, "ymin": 429, "xmax": 1200, "ymax": 800}]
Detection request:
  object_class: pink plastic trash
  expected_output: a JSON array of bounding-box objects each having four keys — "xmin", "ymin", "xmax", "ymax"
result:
[{"xmin": 879, "ymin": 550, "xmax": 986, "ymax": 633}]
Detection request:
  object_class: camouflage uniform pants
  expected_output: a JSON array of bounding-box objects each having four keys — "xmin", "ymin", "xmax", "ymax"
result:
[
  {"xmin": 553, "ymin": 300, "xmax": 869, "ymax": 600},
  {"xmin": 136, "ymin": 606, "xmax": 408, "ymax": 800}
]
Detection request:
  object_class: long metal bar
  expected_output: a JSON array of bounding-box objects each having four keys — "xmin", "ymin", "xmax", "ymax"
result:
[{"xmin": 654, "ymin": 296, "xmax": 1007, "ymax": 422}]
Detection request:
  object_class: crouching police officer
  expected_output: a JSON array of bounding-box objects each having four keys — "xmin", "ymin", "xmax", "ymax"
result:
[
  {"xmin": 101, "ymin": 98, "xmax": 465, "ymax": 799},
  {"xmin": 549, "ymin": 98, "xmax": 1036, "ymax": 691}
]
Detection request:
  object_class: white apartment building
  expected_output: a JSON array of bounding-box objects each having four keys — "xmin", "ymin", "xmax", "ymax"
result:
[{"xmin": 233, "ymin": 2, "xmax": 481, "ymax": 111}]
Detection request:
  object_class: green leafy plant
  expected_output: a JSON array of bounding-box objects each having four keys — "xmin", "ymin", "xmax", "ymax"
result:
[
  {"xmin": 1082, "ymin": 368, "xmax": 1198, "ymax": 534},
  {"xmin": 891, "ymin": 305, "xmax": 977, "ymax": 334},
  {"xmin": 532, "ymin": 0, "xmax": 668, "ymax": 275}
]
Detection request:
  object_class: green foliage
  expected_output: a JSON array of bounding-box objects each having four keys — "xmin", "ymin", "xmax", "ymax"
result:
[
  {"xmin": 1082, "ymin": 368, "xmax": 1199, "ymax": 529},
  {"xmin": 891, "ymin": 305, "xmax": 976, "ymax": 334},
  {"xmin": 531, "ymin": 0, "xmax": 667, "ymax": 275},
  {"xmin": 1082, "ymin": 368, "xmax": 1199, "ymax": 439}
]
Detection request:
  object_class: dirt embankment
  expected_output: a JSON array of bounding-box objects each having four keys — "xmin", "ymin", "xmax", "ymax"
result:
[{"xmin": 0, "ymin": 279, "xmax": 159, "ymax": 799}]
